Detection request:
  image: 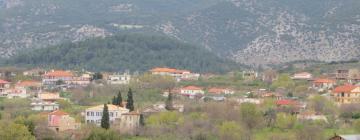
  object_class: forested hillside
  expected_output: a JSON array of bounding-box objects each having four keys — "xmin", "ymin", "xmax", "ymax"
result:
[{"xmin": 2, "ymin": 34, "xmax": 239, "ymax": 73}]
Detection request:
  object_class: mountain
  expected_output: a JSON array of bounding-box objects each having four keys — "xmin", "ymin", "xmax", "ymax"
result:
[
  {"xmin": 2, "ymin": 34, "xmax": 240, "ymax": 73},
  {"xmin": 1, "ymin": 0, "xmax": 360, "ymax": 66}
]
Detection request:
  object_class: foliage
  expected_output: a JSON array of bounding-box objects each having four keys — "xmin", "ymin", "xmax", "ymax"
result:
[
  {"xmin": 101, "ymin": 104, "xmax": 110, "ymax": 129},
  {"xmin": 271, "ymin": 74, "xmax": 295, "ymax": 89},
  {"xmin": 84, "ymin": 128, "xmax": 121, "ymax": 140},
  {"xmin": 4, "ymin": 34, "xmax": 240, "ymax": 73},
  {"xmin": 126, "ymin": 88, "xmax": 135, "ymax": 111},
  {"xmin": 239, "ymin": 103, "xmax": 264, "ymax": 130},
  {"xmin": 217, "ymin": 121, "xmax": 242, "ymax": 140},
  {"xmin": 275, "ymin": 113, "xmax": 296, "ymax": 130},
  {"xmin": 0, "ymin": 121, "xmax": 35, "ymax": 140},
  {"xmin": 146, "ymin": 112, "xmax": 184, "ymax": 126}
]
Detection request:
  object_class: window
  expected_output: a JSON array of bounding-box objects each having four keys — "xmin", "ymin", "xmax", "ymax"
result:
[{"xmin": 87, "ymin": 112, "xmax": 90, "ymax": 116}]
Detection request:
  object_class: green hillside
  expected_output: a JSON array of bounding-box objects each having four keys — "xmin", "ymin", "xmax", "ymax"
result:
[{"xmin": 2, "ymin": 34, "xmax": 240, "ymax": 73}]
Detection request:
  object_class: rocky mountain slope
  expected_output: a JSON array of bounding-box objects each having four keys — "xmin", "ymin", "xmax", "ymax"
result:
[{"xmin": 1, "ymin": 0, "xmax": 360, "ymax": 66}]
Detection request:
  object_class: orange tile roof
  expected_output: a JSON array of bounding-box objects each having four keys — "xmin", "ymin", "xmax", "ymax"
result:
[
  {"xmin": 44, "ymin": 70, "xmax": 73, "ymax": 77},
  {"xmin": 16, "ymin": 80, "xmax": 41, "ymax": 87},
  {"xmin": 48, "ymin": 110, "xmax": 69, "ymax": 116},
  {"xmin": 333, "ymin": 84, "xmax": 357, "ymax": 93},
  {"xmin": 314, "ymin": 78, "xmax": 336, "ymax": 83},
  {"xmin": 150, "ymin": 67, "xmax": 190, "ymax": 74},
  {"xmin": 0, "ymin": 79, "xmax": 10, "ymax": 84},
  {"xmin": 208, "ymin": 87, "xmax": 231, "ymax": 94},
  {"xmin": 182, "ymin": 86, "xmax": 203, "ymax": 90}
]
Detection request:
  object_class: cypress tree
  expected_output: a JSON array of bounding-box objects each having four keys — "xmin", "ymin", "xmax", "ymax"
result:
[
  {"xmin": 126, "ymin": 88, "xmax": 134, "ymax": 111},
  {"xmin": 111, "ymin": 96, "xmax": 116, "ymax": 105},
  {"xmin": 101, "ymin": 104, "xmax": 110, "ymax": 129},
  {"xmin": 139, "ymin": 114, "xmax": 145, "ymax": 126},
  {"xmin": 117, "ymin": 91, "xmax": 123, "ymax": 106},
  {"xmin": 165, "ymin": 90, "xmax": 174, "ymax": 111}
]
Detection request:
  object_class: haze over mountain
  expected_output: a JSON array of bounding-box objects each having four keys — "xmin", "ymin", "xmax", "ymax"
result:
[{"xmin": 1, "ymin": 0, "xmax": 360, "ymax": 66}]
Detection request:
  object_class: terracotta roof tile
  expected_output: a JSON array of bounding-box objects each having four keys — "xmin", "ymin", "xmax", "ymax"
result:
[
  {"xmin": 333, "ymin": 85, "xmax": 357, "ymax": 93},
  {"xmin": 44, "ymin": 70, "xmax": 73, "ymax": 77}
]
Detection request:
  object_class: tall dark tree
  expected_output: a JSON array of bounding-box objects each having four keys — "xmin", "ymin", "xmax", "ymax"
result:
[
  {"xmin": 111, "ymin": 96, "xmax": 117, "ymax": 105},
  {"xmin": 92, "ymin": 72, "xmax": 103, "ymax": 81},
  {"xmin": 101, "ymin": 104, "xmax": 110, "ymax": 129},
  {"xmin": 165, "ymin": 90, "xmax": 175, "ymax": 111},
  {"xmin": 117, "ymin": 91, "xmax": 123, "ymax": 107},
  {"xmin": 126, "ymin": 88, "xmax": 134, "ymax": 111},
  {"xmin": 139, "ymin": 114, "xmax": 145, "ymax": 126}
]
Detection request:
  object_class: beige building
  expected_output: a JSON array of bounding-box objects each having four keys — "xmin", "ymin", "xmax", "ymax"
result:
[
  {"xmin": 117, "ymin": 111, "xmax": 141, "ymax": 135},
  {"xmin": 48, "ymin": 110, "xmax": 80, "ymax": 132},
  {"xmin": 333, "ymin": 84, "xmax": 360, "ymax": 104}
]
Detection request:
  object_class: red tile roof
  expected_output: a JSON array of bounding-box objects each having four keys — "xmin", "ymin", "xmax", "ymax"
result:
[
  {"xmin": 48, "ymin": 110, "xmax": 69, "ymax": 116},
  {"xmin": 182, "ymin": 86, "xmax": 203, "ymax": 90},
  {"xmin": 16, "ymin": 80, "xmax": 41, "ymax": 87},
  {"xmin": 44, "ymin": 70, "xmax": 73, "ymax": 77},
  {"xmin": 314, "ymin": 78, "xmax": 336, "ymax": 83},
  {"xmin": 0, "ymin": 79, "xmax": 10, "ymax": 84},
  {"xmin": 276, "ymin": 99, "xmax": 297, "ymax": 106},
  {"xmin": 208, "ymin": 87, "xmax": 232, "ymax": 94},
  {"xmin": 333, "ymin": 84, "xmax": 357, "ymax": 93}
]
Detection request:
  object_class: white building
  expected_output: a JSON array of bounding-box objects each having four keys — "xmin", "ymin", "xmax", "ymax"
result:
[
  {"xmin": 31, "ymin": 101, "xmax": 59, "ymax": 111},
  {"xmin": 150, "ymin": 67, "xmax": 199, "ymax": 82},
  {"xmin": 85, "ymin": 104, "xmax": 129, "ymax": 125},
  {"xmin": 5, "ymin": 87, "xmax": 28, "ymax": 99},
  {"xmin": 107, "ymin": 73, "xmax": 131, "ymax": 85},
  {"xmin": 180, "ymin": 86, "xmax": 204, "ymax": 98},
  {"xmin": 292, "ymin": 72, "xmax": 313, "ymax": 80}
]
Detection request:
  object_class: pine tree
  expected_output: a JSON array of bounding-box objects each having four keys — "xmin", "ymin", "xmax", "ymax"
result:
[
  {"xmin": 126, "ymin": 88, "xmax": 134, "ymax": 111},
  {"xmin": 117, "ymin": 91, "xmax": 123, "ymax": 106},
  {"xmin": 101, "ymin": 104, "xmax": 110, "ymax": 129},
  {"xmin": 165, "ymin": 89, "xmax": 174, "ymax": 111}
]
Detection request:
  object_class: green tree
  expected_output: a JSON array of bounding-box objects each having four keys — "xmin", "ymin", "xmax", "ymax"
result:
[
  {"xmin": 264, "ymin": 108, "xmax": 277, "ymax": 127},
  {"xmin": 275, "ymin": 113, "xmax": 296, "ymax": 130},
  {"xmin": 217, "ymin": 121, "xmax": 242, "ymax": 140},
  {"xmin": 271, "ymin": 74, "xmax": 295, "ymax": 89},
  {"xmin": 117, "ymin": 91, "xmax": 122, "ymax": 106},
  {"xmin": 165, "ymin": 91, "xmax": 174, "ymax": 111},
  {"xmin": 92, "ymin": 72, "xmax": 103, "ymax": 80},
  {"xmin": 126, "ymin": 88, "xmax": 134, "ymax": 111},
  {"xmin": 139, "ymin": 114, "xmax": 145, "ymax": 126},
  {"xmin": 0, "ymin": 121, "xmax": 35, "ymax": 140},
  {"xmin": 101, "ymin": 104, "xmax": 110, "ymax": 129},
  {"xmin": 111, "ymin": 96, "xmax": 116, "ymax": 105},
  {"xmin": 240, "ymin": 103, "xmax": 263, "ymax": 130},
  {"xmin": 85, "ymin": 128, "xmax": 121, "ymax": 140}
]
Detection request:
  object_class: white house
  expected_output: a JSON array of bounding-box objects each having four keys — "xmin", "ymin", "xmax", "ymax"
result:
[
  {"xmin": 5, "ymin": 87, "xmax": 28, "ymax": 99},
  {"xmin": 31, "ymin": 101, "xmax": 59, "ymax": 111},
  {"xmin": 180, "ymin": 86, "xmax": 204, "ymax": 98},
  {"xmin": 107, "ymin": 73, "xmax": 131, "ymax": 85},
  {"xmin": 85, "ymin": 104, "xmax": 129, "ymax": 125},
  {"xmin": 0, "ymin": 79, "xmax": 10, "ymax": 97},
  {"xmin": 292, "ymin": 72, "xmax": 313, "ymax": 80}
]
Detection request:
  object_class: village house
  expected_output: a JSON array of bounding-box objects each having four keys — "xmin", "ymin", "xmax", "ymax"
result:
[
  {"xmin": 23, "ymin": 68, "xmax": 45, "ymax": 77},
  {"xmin": 242, "ymin": 70, "xmax": 258, "ymax": 81},
  {"xmin": 107, "ymin": 72, "xmax": 131, "ymax": 85},
  {"xmin": 142, "ymin": 103, "xmax": 184, "ymax": 116},
  {"xmin": 275, "ymin": 99, "xmax": 305, "ymax": 114},
  {"xmin": 37, "ymin": 92, "xmax": 61, "ymax": 102},
  {"xmin": 207, "ymin": 87, "xmax": 235, "ymax": 95},
  {"xmin": 261, "ymin": 92, "xmax": 285, "ymax": 100},
  {"xmin": 335, "ymin": 69, "xmax": 349, "ymax": 80},
  {"xmin": 297, "ymin": 111, "xmax": 328, "ymax": 122},
  {"xmin": 117, "ymin": 111, "xmax": 142, "ymax": 135},
  {"xmin": 180, "ymin": 86, "xmax": 205, "ymax": 98},
  {"xmin": 48, "ymin": 110, "xmax": 80, "ymax": 132},
  {"xmin": 85, "ymin": 104, "xmax": 129, "ymax": 125},
  {"xmin": 312, "ymin": 78, "xmax": 336, "ymax": 91},
  {"xmin": 69, "ymin": 73, "xmax": 92, "ymax": 86},
  {"xmin": 262, "ymin": 69, "xmax": 278, "ymax": 84},
  {"xmin": 42, "ymin": 70, "xmax": 73, "ymax": 86},
  {"xmin": 0, "ymin": 79, "xmax": 10, "ymax": 97},
  {"xmin": 4, "ymin": 87, "xmax": 28, "ymax": 99},
  {"xmin": 150, "ymin": 67, "xmax": 199, "ymax": 81},
  {"xmin": 234, "ymin": 98, "xmax": 263, "ymax": 104},
  {"xmin": 332, "ymin": 84, "xmax": 360, "ymax": 104},
  {"xmin": 292, "ymin": 72, "xmax": 313, "ymax": 80},
  {"xmin": 16, "ymin": 80, "xmax": 42, "ymax": 94},
  {"xmin": 31, "ymin": 101, "xmax": 59, "ymax": 111}
]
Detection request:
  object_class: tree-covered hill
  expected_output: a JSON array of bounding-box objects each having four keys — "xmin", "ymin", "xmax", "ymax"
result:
[{"xmin": 2, "ymin": 34, "xmax": 240, "ymax": 73}]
